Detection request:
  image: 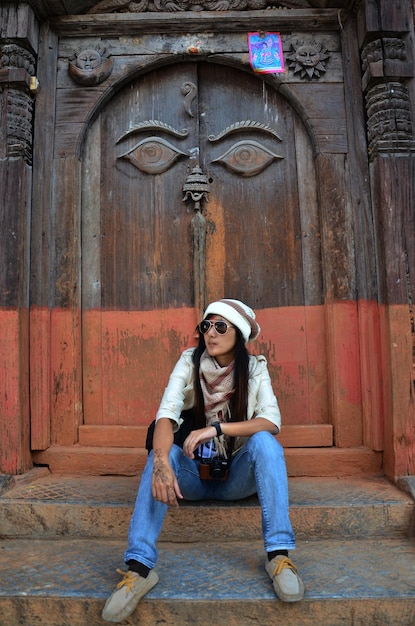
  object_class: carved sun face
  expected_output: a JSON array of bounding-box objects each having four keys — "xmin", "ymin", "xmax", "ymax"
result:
[
  {"xmin": 76, "ymin": 49, "xmax": 102, "ymax": 70},
  {"xmin": 287, "ymin": 40, "xmax": 330, "ymax": 79}
]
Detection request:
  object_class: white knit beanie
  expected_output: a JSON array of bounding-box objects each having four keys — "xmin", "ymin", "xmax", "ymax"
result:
[{"xmin": 202, "ymin": 298, "xmax": 261, "ymax": 343}]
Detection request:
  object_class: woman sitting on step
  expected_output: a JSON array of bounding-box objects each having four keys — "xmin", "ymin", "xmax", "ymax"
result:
[{"xmin": 102, "ymin": 298, "xmax": 305, "ymax": 623}]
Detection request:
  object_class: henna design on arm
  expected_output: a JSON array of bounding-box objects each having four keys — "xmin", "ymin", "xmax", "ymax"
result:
[
  {"xmin": 153, "ymin": 449, "xmax": 170, "ymax": 484},
  {"xmin": 153, "ymin": 448, "xmax": 179, "ymax": 506}
]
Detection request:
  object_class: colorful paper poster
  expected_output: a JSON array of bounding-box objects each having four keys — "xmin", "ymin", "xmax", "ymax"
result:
[{"xmin": 248, "ymin": 32, "xmax": 285, "ymax": 74}]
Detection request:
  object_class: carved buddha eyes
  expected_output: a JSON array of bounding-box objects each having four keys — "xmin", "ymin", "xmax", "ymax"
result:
[
  {"xmin": 119, "ymin": 137, "xmax": 187, "ymax": 174},
  {"xmin": 117, "ymin": 120, "xmax": 283, "ymax": 177},
  {"xmin": 212, "ymin": 140, "xmax": 282, "ymax": 177}
]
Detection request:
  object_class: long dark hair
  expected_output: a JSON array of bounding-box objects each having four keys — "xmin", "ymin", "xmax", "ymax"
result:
[{"xmin": 192, "ymin": 325, "xmax": 250, "ymax": 429}]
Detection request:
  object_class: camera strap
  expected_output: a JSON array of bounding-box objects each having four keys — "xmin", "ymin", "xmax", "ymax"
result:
[{"xmin": 225, "ymin": 435, "xmax": 235, "ymax": 466}]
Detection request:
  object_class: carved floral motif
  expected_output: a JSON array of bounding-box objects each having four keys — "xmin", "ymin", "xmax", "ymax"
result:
[{"xmin": 88, "ymin": 0, "xmax": 311, "ymax": 13}]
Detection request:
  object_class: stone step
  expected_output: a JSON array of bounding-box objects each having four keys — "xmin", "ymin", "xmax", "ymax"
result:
[
  {"xmin": 1, "ymin": 536, "xmax": 415, "ymax": 626},
  {"xmin": 0, "ymin": 470, "xmax": 413, "ymax": 542}
]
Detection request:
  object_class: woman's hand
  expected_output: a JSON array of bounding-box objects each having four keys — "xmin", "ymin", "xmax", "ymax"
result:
[
  {"xmin": 152, "ymin": 448, "xmax": 183, "ymax": 507},
  {"xmin": 182, "ymin": 426, "xmax": 217, "ymax": 459}
]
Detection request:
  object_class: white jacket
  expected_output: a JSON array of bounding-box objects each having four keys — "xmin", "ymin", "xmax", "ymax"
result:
[{"xmin": 156, "ymin": 348, "xmax": 281, "ymax": 435}]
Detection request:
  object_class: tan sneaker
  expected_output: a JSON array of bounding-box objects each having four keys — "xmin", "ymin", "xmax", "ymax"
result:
[
  {"xmin": 265, "ymin": 555, "xmax": 305, "ymax": 602},
  {"xmin": 102, "ymin": 568, "xmax": 159, "ymax": 623}
]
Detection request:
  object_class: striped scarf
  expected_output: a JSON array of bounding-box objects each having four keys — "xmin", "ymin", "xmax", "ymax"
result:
[{"xmin": 199, "ymin": 351, "xmax": 235, "ymax": 457}]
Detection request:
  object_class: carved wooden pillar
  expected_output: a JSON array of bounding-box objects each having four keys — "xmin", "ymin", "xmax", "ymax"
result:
[
  {"xmin": 0, "ymin": 3, "xmax": 39, "ymax": 473},
  {"xmin": 358, "ymin": 0, "xmax": 415, "ymax": 478}
]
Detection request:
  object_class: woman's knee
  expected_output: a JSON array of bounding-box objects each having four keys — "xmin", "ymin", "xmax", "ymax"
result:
[
  {"xmin": 246, "ymin": 430, "xmax": 284, "ymax": 457},
  {"xmin": 249, "ymin": 430, "xmax": 279, "ymax": 445}
]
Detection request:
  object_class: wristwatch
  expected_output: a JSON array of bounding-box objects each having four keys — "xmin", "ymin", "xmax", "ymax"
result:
[{"xmin": 212, "ymin": 422, "xmax": 223, "ymax": 437}]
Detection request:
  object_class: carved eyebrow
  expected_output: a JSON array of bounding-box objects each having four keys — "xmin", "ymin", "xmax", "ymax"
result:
[
  {"xmin": 208, "ymin": 121, "xmax": 282, "ymax": 143},
  {"xmin": 116, "ymin": 120, "xmax": 189, "ymax": 144}
]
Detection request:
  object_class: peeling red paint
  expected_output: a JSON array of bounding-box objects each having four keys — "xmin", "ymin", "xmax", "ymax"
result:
[
  {"xmin": 83, "ymin": 308, "xmax": 198, "ymax": 425},
  {"xmin": 0, "ymin": 308, "xmax": 30, "ymax": 474},
  {"xmin": 3, "ymin": 300, "xmax": 414, "ymax": 476},
  {"xmin": 83, "ymin": 306, "xmax": 330, "ymax": 428}
]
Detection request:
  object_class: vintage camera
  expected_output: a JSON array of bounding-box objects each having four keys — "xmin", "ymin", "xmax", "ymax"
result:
[{"xmin": 199, "ymin": 457, "xmax": 230, "ymax": 481}]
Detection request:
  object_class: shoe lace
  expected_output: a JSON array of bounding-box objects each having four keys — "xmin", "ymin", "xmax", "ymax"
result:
[
  {"xmin": 272, "ymin": 557, "xmax": 299, "ymax": 577},
  {"xmin": 115, "ymin": 569, "xmax": 138, "ymax": 593}
]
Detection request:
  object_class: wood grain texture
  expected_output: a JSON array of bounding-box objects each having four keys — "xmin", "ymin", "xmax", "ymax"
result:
[{"xmin": 78, "ymin": 423, "xmax": 333, "ymax": 448}]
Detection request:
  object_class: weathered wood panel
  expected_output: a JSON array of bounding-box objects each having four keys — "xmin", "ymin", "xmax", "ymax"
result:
[
  {"xmin": 30, "ymin": 22, "xmax": 58, "ymax": 450},
  {"xmin": 55, "ymin": 33, "xmax": 343, "ymax": 89},
  {"xmin": 81, "ymin": 60, "xmax": 321, "ymax": 311},
  {"xmin": 78, "ymin": 424, "xmax": 333, "ymax": 448},
  {"xmin": 53, "ymin": 30, "xmax": 345, "ymax": 159},
  {"xmin": 247, "ymin": 306, "xmax": 329, "ymax": 426},
  {"xmin": 358, "ymin": 300, "xmax": 384, "ymax": 451},
  {"xmin": 51, "ymin": 157, "xmax": 81, "ymax": 308},
  {"xmin": 31, "ymin": 445, "xmax": 383, "ymax": 477},
  {"xmin": 0, "ymin": 309, "xmax": 30, "ymax": 474},
  {"xmin": 49, "ymin": 157, "xmax": 83, "ymax": 445},
  {"xmin": 288, "ymin": 83, "xmax": 347, "ymax": 153},
  {"xmin": 293, "ymin": 114, "xmax": 322, "ymax": 305},
  {"xmin": 98, "ymin": 63, "xmax": 196, "ymax": 309},
  {"xmin": 380, "ymin": 303, "xmax": 415, "ymax": 477},
  {"xmin": 0, "ymin": 158, "xmax": 31, "ymax": 473},
  {"xmin": 199, "ymin": 62, "xmax": 306, "ymax": 307},
  {"xmin": 316, "ymin": 153, "xmax": 356, "ymax": 300},
  {"xmin": 30, "ymin": 308, "xmax": 51, "ymax": 450},
  {"xmin": 371, "ymin": 155, "xmax": 415, "ymax": 477},
  {"xmin": 340, "ymin": 16, "xmax": 384, "ymax": 451},
  {"xmin": 325, "ymin": 301, "xmax": 363, "ymax": 447},
  {"xmin": 357, "ymin": 0, "xmax": 413, "ymax": 44},
  {"xmin": 0, "ymin": 2, "xmax": 39, "ymax": 474},
  {"xmin": 372, "ymin": 155, "xmax": 415, "ymax": 307},
  {"xmin": 0, "ymin": 159, "xmax": 30, "ymax": 307},
  {"xmin": 316, "ymin": 152, "xmax": 363, "ymax": 447},
  {"xmin": 50, "ymin": 10, "xmax": 343, "ymax": 36},
  {"xmin": 82, "ymin": 305, "xmax": 329, "ymax": 428},
  {"xmin": 50, "ymin": 308, "xmax": 82, "ymax": 445},
  {"xmin": 57, "ymin": 31, "xmax": 342, "ymax": 61},
  {"xmin": 0, "ymin": 3, "xmax": 38, "ymax": 51},
  {"xmin": 82, "ymin": 309, "xmax": 197, "ymax": 425}
]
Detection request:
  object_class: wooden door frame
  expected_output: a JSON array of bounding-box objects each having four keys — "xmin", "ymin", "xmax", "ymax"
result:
[{"xmin": 29, "ymin": 9, "xmax": 386, "ymax": 476}]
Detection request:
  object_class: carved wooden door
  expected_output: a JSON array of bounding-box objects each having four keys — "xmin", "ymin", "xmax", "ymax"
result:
[{"xmin": 81, "ymin": 62, "xmax": 330, "ymax": 446}]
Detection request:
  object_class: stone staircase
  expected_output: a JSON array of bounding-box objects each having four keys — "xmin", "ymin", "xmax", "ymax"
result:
[{"xmin": 0, "ymin": 468, "xmax": 415, "ymax": 626}]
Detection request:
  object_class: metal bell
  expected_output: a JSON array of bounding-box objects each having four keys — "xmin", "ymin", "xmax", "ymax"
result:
[{"xmin": 182, "ymin": 166, "xmax": 210, "ymax": 210}]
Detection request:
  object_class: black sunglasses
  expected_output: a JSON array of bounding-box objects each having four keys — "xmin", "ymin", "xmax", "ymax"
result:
[{"xmin": 198, "ymin": 320, "xmax": 234, "ymax": 335}]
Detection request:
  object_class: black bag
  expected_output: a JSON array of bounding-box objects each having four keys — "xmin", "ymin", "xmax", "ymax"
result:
[{"xmin": 145, "ymin": 409, "xmax": 196, "ymax": 453}]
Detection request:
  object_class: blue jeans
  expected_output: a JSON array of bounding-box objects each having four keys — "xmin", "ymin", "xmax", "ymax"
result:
[{"xmin": 125, "ymin": 431, "xmax": 295, "ymax": 569}]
